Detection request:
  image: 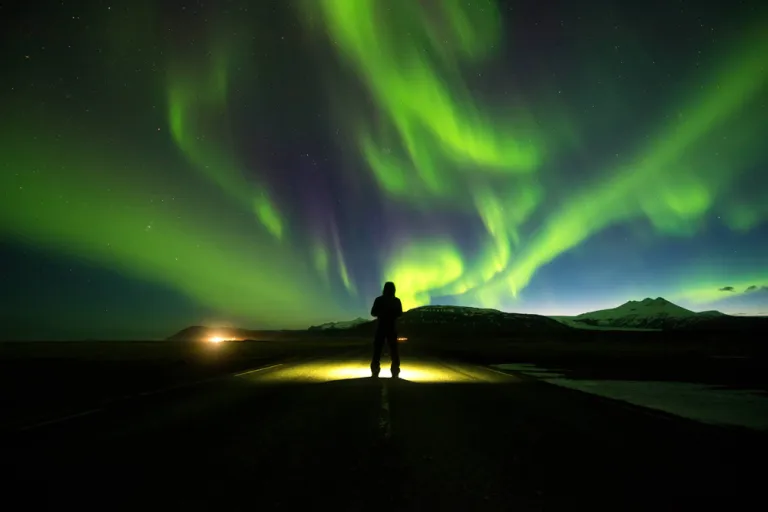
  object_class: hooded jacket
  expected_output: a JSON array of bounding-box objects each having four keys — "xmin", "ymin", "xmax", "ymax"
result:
[{"xmin": 370, "ymin": 282, "xmax": 403, "ymax": 330}]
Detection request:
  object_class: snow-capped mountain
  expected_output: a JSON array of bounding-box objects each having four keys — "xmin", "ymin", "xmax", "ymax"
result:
[
  {"xmin": 565, "ymin": 297, "xmax": 724, "ymax": 330},
  {"xmin": 308, "ymin": 317, "xmax": 369, "ymax": 331}
]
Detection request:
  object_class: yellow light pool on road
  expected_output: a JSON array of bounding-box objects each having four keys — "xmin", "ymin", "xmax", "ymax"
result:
[{"xmin": 254, "ymin": 361, "xmax": 479, "ymax": 383}]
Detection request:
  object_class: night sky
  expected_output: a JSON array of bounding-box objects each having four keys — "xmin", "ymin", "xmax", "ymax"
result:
[{"xmin": 2, "ymin": 0, "xmax": 767, "ymax": 340}]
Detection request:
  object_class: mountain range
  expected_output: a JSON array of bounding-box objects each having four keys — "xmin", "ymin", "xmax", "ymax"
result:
[{"xmin": 167, "ymin": 297, "xmax": 768, "ymax": 340}]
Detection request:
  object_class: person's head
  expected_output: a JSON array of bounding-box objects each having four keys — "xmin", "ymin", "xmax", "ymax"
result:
[{"xmin": 382, "ymin": 281, "xmax": 396, "ymax": 296}]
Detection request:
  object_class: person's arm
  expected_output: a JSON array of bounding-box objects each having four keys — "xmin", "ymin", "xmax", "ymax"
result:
[
  {"xmin": 395, "ymin": 298, "xmax": 403, "ymax": 317},
  {"xmin": 371, "ymin": 297, "xmax": 380, "ymax": 317}
]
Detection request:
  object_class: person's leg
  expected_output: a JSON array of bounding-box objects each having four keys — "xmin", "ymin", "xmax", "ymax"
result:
[
  {"xmin": 370, "ymin": 330, "xmax": 385, "ymax": 377},
  {"xmin": 388, "ymin": 330, "xmax": 400, "ymax": 377}
]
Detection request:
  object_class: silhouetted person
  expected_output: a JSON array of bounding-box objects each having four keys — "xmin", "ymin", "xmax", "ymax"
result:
[{"xmin": 370, "ymin": 281, "xmax": 403, "ymax": 378}]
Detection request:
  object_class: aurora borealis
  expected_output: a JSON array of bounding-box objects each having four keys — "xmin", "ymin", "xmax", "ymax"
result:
[{"xmin": 2, "ymin": 0, "xmax": 767, "ymax": 339}]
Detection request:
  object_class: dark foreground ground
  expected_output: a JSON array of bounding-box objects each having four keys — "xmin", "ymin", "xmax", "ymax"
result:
[{"xmin": 3, "ymin": 337, "xmax": 768, "ymax": 510}]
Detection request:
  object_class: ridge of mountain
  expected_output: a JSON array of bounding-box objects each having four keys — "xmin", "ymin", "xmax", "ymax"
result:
[
  {"xmin": 342, "ymin": 305, "xmax": 571, "ymax": 337},
  {"xmin": 308, "ymin": 317, "xmax": 369, "ymax": 331},
  {"xmin": 167, "ymin": 299, "xmax": 767, "ymax": 340},
  {"xmin": 566, "ymin": 297, "xmax": 726, "ymax": 330}
]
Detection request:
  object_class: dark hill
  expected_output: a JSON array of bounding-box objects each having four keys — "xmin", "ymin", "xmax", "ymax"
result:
[
  {"xmin": 675, "ymin": 314, "xmax": 768, "ymax": 332},
  {"xmin": 345, "ymin": 305, "xmax": 571, "ymax": 338},
  {"xmin": 169, "ymin": 306, "xmax": 572, "ymax": 341}
]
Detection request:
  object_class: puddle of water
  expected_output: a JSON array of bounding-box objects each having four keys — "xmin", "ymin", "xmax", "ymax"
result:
[{"xmin": 492, "ymin": 363, "xmax": 768, "ymax": 431}]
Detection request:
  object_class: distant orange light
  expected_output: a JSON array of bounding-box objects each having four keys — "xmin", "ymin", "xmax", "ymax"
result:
[
  {"xmin": 209, "ymin": 335, "xmax": 242, "ymax": 343},
  {"xmin": 397, "ymin": 337, "xmax": 408, "ymax": 342}
]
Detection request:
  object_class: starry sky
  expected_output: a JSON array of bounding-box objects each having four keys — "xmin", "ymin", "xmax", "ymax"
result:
[{"xmin": 2, "ymin": 0, "xmax": 767, "ymax": 339}]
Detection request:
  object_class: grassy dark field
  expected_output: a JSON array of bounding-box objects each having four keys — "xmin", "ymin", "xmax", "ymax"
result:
[
  {"xmin": 0, "ymin": 337, "xmax": 366, "ymax": 431},
  {"xmin": 3, "ymin": 330, "xmax": 768, "ymax": 508},
  {"xmin": 2, "ymin": 328, "xmax": 767, "ymax": 433}
]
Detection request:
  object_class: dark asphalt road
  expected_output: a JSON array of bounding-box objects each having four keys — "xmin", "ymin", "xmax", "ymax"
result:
[{"xmin": 5, "ymin": 343, "xmax": 767, "ymax": 510}]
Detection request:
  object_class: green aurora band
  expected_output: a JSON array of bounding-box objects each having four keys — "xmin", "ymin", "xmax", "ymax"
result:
[
  {"xmin": 489, "ymin": 20, "xmax": 768, "ymax": 305},
  {"xmin": 312, "ymin": 0, "xmax": 541, "ymax": 197},
  {"xmin": 0, "ymin": 110, "xmax": 348, "ymax": 326},
  {"xmin": 310, "ymin": 0, "xmax": 550, "ymax": 309},
  {"xmin": 1, "ymin": 1, "xmax": 767, "ymax": 330},
  {"xmin": 166, "ymin": 28, "xmax": 284, "ymax": 240},
  {"xmin": 312, "ymin": 0, "xmax": 768, "ymax": 310}
]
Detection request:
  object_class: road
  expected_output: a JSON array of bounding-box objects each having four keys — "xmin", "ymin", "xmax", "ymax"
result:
[{"xmin": 4, "ymin": 342, "xmax": 767, "ymax": 510}]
